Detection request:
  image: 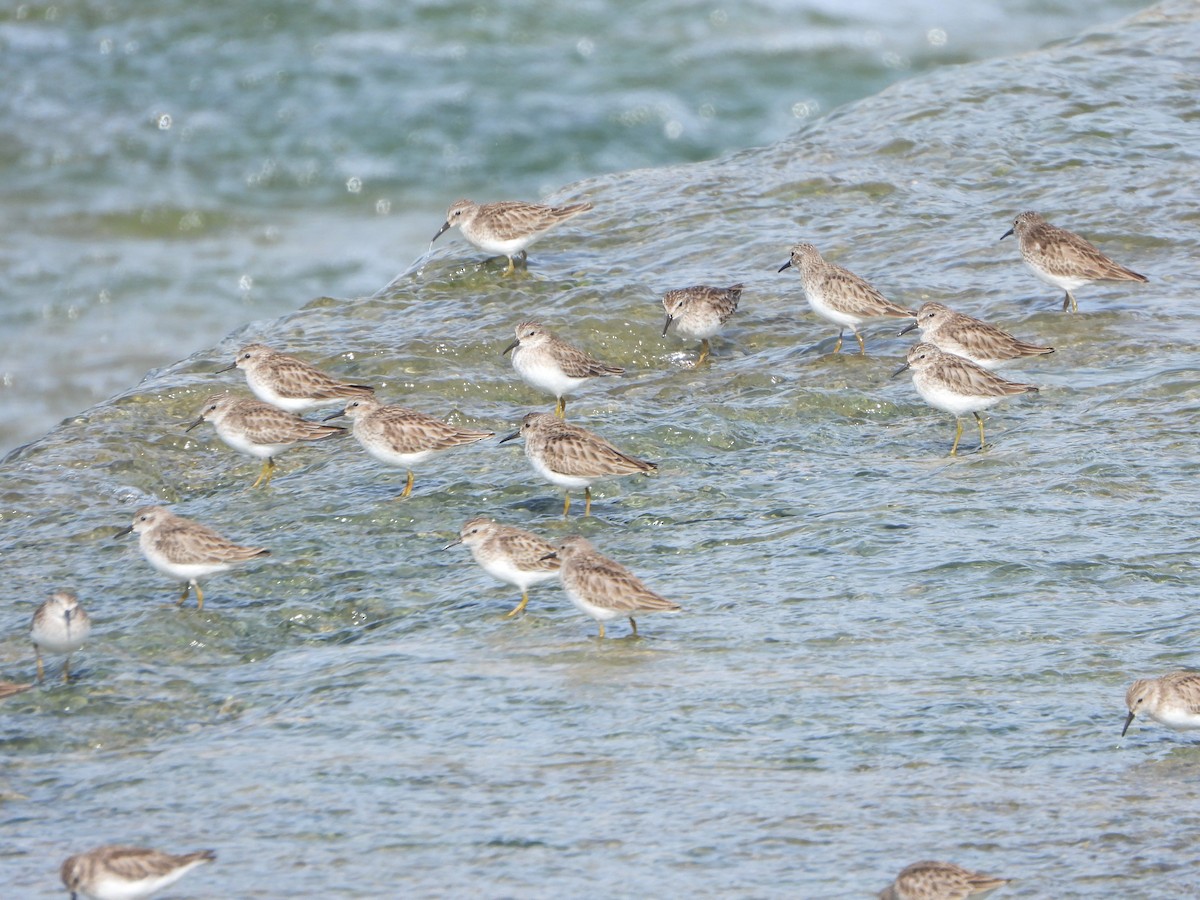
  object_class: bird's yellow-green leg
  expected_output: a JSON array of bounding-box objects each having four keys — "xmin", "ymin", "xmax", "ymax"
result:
[
  {"xmin": 62, "ymin": 656, "xmax": 71, "ymax": 684},
  {"xmin": 1063, "ymin": 291, "xmax": 1077, "ymax": 313},
  {"xmin": 251, "ymin": 457, "xmax": 276, "ymax": 489},
  {"xmin": 949, "ymin": 418, "xmax": 965, "ymax": 456},
  {"xmin": 397, "ymin": 470, "xmax": 415, "ymax": 499},
  {"xmin": 502, "ymin": 255, "xmax": 516, "ymax": 276},
  {"xmin": 562, "ymin": 492, "xmax": 571, "ymax": 517},
  {"xmin": 584, "ymin": 486, "xmax": 592, "ymax": 518},
  {"xmin": 178, "ymin": 581, "xmax": 192, "ymax": 606},
  {"xmin": 194, "ymin": 582, "xmax": 205, "ymax": 611},
  {"xmin": 974, "ymin": 412, "xmax": 986, "ymax": 450},
  {"xmin": 35, "ymin": 648, "xmax": 45, "ymax": 684},
  {"xmin": 506, "ymin": 591, "xmax": 530, "ymax": 618},
  {"xmin": 629, "ymin": 617, "xmax": 639, "ymax": 637},
  {"xmin": 854, "ymin": 331, "xmax": 867, "ymax": 355},
  {"xmin": 696, "ymin": 339, "xmax": 711, "ymax": 366},
  {"xmin": 833, "ymin": 330, "xmax": 844, "ymax": 353},
  {"xmin": 555, "ymin": 396, "xmax": 566, "ymax": 418},
  {"xmin": 596, "ymin": 622, "xmax": 606, "ymax": 639}
]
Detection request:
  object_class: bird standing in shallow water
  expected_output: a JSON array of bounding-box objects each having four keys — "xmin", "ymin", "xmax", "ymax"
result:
[
  {"xmin": 545, "ymin": 535, "xmax": 682, "ymax": 639},
  {"xmin": 1001, "ymin": 210, "xmax": 1147, "ymax": 312},
  {"xmin": 900, "ymin": 301, "xmax": 1054, "ymax": 370},
  {"xmin": 431, "ymin": 198, "xmax": 593, "ymax": 274},
  {"xmin": 444, "ymin": 516, "xmax": 560, "ymax": 617},
  {"xmin": 116, "ymin": 506, "xmax": 269, "ymax": 610},
  {"xmin": 779, "ymin": 242, "xmax": 912, "ymax": 354},
  {"xmin": 1122, "ymin": 671, "xmax": 1200, "ymax": 737},
  {"xmin": 503, "ymin": 321, "xmax": 624, "ymax": 418},
  {"xmin": 186, "ymin": 393, "xmax": 346, "ymax": 488},
  {"xmin": 31, "ymin": 590, "xmax": 91, "ymax": 684},
  {"xmin": 893, "ymin": 343, "xmax": 1038, "ymax": 456},
  {"xmin": 661, "ymin": 283, "xmax": 742, "ymax": 365},
  {"xmin": 327, "ymin": 396, "xmax": 494, "ymax": 499},
  {"xmin": 61, "ymin": 845, "xmax": 216, "ymax": 900},
  {"xmin": 217, "ymin": 342, "xmax": 374, "ymax": 412},
  {"xmin": 878, "ymin": 860, "xmax": 1010, "ymax": 900},
  {"xmin": 499, "ymin": 412, "xmax": 657, "ymax": 517}
]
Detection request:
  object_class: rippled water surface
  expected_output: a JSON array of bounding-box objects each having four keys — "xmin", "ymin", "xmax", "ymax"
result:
[{"xmin": 4, "ymin": 1, "xmax": 1200, "ymax": 897}]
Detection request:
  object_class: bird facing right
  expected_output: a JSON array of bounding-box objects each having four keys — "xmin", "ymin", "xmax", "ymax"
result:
[
  {"xmin": 1001, "ymin": 210, "xmax": 1147, "ymax": 312},
  {"xmin": 61, "ymin": 845, "xmax": 216, "ymax": 900},
  {"xmin": 545, "ymin": 535, "xmax": 682, "ymax": 639},
  {"xmin": 893, "ymin": 343, "xmax": 1039, "ymax": 456},
  {"xmin": 878, "ymin": 860, "xmax": 1010, "ymax": 900}
]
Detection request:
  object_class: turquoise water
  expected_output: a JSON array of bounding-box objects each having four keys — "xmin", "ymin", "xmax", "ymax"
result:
[{"xmin": 5, "ymin": 0, "xmax": 1200, "ymax": 897}]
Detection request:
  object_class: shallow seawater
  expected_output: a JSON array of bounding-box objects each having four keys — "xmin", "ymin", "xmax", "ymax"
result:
[{"xmin": 4, "ymin": 1, "xmax": 1200, "ymax": 898}]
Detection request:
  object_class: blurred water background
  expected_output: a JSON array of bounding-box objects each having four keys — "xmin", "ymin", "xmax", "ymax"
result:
[{"xmin": 4, "ymin": 0, "xmax": 1200, "ymax": 897}]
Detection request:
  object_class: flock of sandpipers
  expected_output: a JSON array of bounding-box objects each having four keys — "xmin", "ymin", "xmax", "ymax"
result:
[{"xmin": 13, "ymin": 197, "xmax": 1185, "ymax": 900}]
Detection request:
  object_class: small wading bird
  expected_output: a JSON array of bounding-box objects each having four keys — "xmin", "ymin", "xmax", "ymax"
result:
[
  {"xmin": 503, "ymin": 321, "xmax": 624, "ymax": 418},
  {"xmin": 431, "ymin": 198, "xmax": 593, "ymax": 274},
  {"xmin": 116, "ymin": 506, "xmax": 270, "ymax": 610},
  {"xmin": 1001, "ymin": 210, "xmax": 1147, "ymax": 312}
]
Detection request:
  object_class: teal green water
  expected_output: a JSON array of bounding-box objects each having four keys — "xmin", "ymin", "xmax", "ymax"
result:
[{"xmin": 5, "ymin": 1, "xmax": 1200, "ymax": 897}]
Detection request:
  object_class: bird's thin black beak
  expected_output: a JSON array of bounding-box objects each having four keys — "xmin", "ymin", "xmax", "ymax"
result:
[
  {"xmin": 661, "ymin": 316, "xmax": 673, "ymax": 337},
  {"xmin": 443, "ymin": 537, "xmax": 463, "ymax": 551},
  {"xmin": 898, "ymin": 320, "xmax": 919, "ymax": 336},
  {"xmin": 777, "ymin": 259, "xmax": 793, "ymax": 273},
  {"xmin": 114, "ymin": 525, "xmax": 133, "ymax": 539},
  {"xmin": 1121, "ymin": 710, "xmax": 1136, "ymax": 737},
  {"xmin": 431, "ymin": 221, "xmax": 451, "ymax": 243},
  {"xmin": 540, "ymin": 551, "xmax": 558, "ymax": 562},
  {"xmin": 323, "ymin": 410, "xmax": 346, "ymax": 422},
  {"xmin": 184, "ymin": 417, "xmax": 205, "ymax": 432},
  {"xmin": 215, "ymin": 362, "xmax": 237, "ymax": 374},
  {"xmin": 1000, "ymin": 228, "xmax": 1014, "ymax": 241},
  {"xmin": 502, "ymin": 339, "xmax": 519, "ymax": 356},
  {"xmin": 498, "ymin": 429, "xmax": 521, "ymax": 444},
  {"xmin": 891, "ymin": 362, "xmax": 911, "ymax": 378}
]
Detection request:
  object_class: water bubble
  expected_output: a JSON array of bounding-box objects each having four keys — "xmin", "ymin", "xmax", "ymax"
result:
[
  {"xmin": 375, "ymin": 199, "xmax": 391, "ymax": 215},
  {"xmin": 99, "ymin": 38, "xmax": 113, "ymax": 55},
  {"xmin": 791, "ymin": 100, "xmax": 820, "ymax": 119},
  {"xmin": 157, "ymin": 114, "xmax": 172, "ymax": 131},
  {"xmin": 710, "ymin": 9, "xmax": 727, "ymax": 25},
  {"xmin": 927, "ymin": 28, "xmax": 948, "ymax": 47},
  {"xmin": 699, "ymin": 103, "xmax": 715, "ymax": 119},
  {"xmin": 576, "ymin": 38, "xmax": 594, "ymax": 58},
  {"xmin": 664, "ymin": 120, "xmax": 683, "ymax": 140},
  {"xmin": 346, "ymin": 177, "xmax": 362, "ymax": 194},
  {"xmin": 239, "ymin": 275, "xmax": 253, "ymax": 291}
]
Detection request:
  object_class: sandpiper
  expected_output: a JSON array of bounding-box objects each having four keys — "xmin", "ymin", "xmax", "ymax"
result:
[
  {"xmin": 116, "ymin": 506, "xmax": 270, "ymax": 610},
  {"xmin": 444, "ymin": 516, "xmax": 560, "ymax": 616},
  {"xmin": 503, "ymin": 321, "xmax": 624, "ymax": 417},
  {"xmin": 61, "ymin": 845, "xmax": 216, "ymax": 900},
  {"xmin": 217, "ymin": 343, "xmax": 374, "ymax": 412},
  {"xmin": 431, "ymin": 198, "xmax": 593, "ymax": 274},
  {"xmin": 878, "ymin": 860, "xmax": 1010, "ymax": 900},
  {"xmin": 186, "ymin": 393, "xmax": 346, "ymax": 488},
  {"xmin": 1001, "ymin": 210, "xmax": 1147, "ymax": 312},
  {"xmin": 544, "ymin": 535, "xmax": 682, "ymax": 639},
  {"xmin": 327, "ymin": 396, "xmax": 493, "ymax": 499},
  {"xmin": 31, "ymin": 590, "xmax": 91, "ymax": 684},
  {"xmin": 900, "ymin": 302, "xmax": 1053, "ymax": 369},
  {"xmin": 779, "ymin": 242, "xmax": 912, "ymax": 354},
  {"xmin": 893, "ymin": 343, "xmax": 1039, "ymax": 455},
  {"xmin": 499, "ymin": 412, "xmax": 656, "ymax": 516},
  {"xmin": 661, "ymin": 283, "xmax": 742, "ymax": 365}
]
